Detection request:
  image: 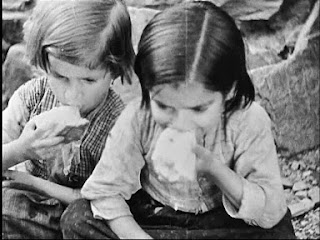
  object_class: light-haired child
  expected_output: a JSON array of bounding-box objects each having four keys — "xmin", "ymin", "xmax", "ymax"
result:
[
  {"xmin": 2, "ymin": 0, "xmax": 134, "ymax": 239},
  {"xmin": 60, "ymin": 1, "xmax": 296, "ymax": 239}
]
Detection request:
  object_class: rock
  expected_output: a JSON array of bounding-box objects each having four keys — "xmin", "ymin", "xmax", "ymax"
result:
[
  {"xmin": 295, "ymin": 190, "xmax": 308, "ymax": 199},
  {"xmin": 128, "ymin": 7, "xmax": 159, "ymax": 52},
  {"xmin": 220, "ymin": 0, "xmax": 283, "ymax": 21},
  {"xmin": 288, "ymin": 198, "xmax": 315, "ymax": 217},
  {"xmin": 291, "ymin": 161, "xmax": 300, "ymax": 171},
  {"xmin": 302, "ymin": 170, "xmax": 313, "ymax": 178},
  {"xmin": 2, "ymin": 0, "xmax": 36, "ymax": 11},
  {"xmin": 281, "ymin": 177, "xmax": 294, "ymax": 188},
  {"xmin": 300, "ymin": 220, "xmax": 308, "ymax": 227},
  {"xmin": 251, "ymin": 36, "xmax": 320, "ymax": 155},
  {"xmin": 2, "ymin": 43, "xmax": 33, "ymax": 109},
  {"xmin": 308, "ymin": 186, "xmax": 320, "ymax": 204},
  {"xmin": 292, "ymin": 181, "xmax": 309, "ymax": 192},
  {"xmin": 126, "ymin": 0, "xmax": 283, "ymax": 21}
]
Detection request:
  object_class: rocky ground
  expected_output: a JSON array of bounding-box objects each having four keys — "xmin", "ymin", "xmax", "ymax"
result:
[{"xmin": 279, "ymin": 148, "xmax": 320, "ymax": 239}]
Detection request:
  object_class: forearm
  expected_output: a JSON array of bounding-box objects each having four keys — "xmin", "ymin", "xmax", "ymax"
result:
[
  {"xmin": 2, "ymin": 141, "xmax": 25, "ymax": 171},
  {"xmin": 31, "ymin": 176, "xmax": 82, "ymax": 205},
  {"xmin": 107, "ymin": 215, "xmax": 152, "ymax": 239},
  {"xmin": 206, "ymin": 163, "xmax": 243, "ymax": 209}
]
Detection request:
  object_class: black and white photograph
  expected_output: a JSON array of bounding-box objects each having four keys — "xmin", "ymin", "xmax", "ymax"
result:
[{"xmin": 2, "ymin": 0, "xmax": 319, "ymax": 239}]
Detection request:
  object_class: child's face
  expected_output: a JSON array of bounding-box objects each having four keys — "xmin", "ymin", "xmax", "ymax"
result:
[
  {"xmin": 150, "ymin": 82, "xmax": 224, "ymax": 133},
  {"xmin": 47, "ymin": 55, "xmax": 112, "ymax": 116}
]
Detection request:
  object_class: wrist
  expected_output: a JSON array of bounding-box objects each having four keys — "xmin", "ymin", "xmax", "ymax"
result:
[{"xmin": 11, "ymin": 139, "xmax": 28, "ymax": 162}]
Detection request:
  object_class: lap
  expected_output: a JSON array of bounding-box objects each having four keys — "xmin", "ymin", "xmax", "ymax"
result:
[
  {"xmin": 62, "ymin": 190, "xmax": 296, "ymax": 239},
  {"xmin": 2, "ymin": 186, "xmax": 65, "ymax": 239}
]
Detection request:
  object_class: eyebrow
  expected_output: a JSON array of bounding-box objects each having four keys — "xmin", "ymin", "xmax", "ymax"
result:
[
  {"xmin": 50, "ymin": 69, "xmax": 65, "ymax": 78},
  {"xmin": 152, "ymin": 98, "xmax": 215, "ymax": 110},
  {"xmin": 50, "ymin": 69, "xmax": 96, "ymax": 81}
]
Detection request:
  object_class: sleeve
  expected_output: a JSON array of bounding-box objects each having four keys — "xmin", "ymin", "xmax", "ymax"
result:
[
  {"xmin": 81, "ymin": 100, "xmax": 146, "ymax": 220},
  {"xmin": 2, "ymin": 79, "xmax": 39, "ymax": 144},
  {"xmin": 222, "ymin": 103, "xmax": 287, "ymax": 229}
]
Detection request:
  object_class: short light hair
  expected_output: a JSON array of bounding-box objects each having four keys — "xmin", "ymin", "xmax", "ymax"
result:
[{"xmin": 24, "ymin": 0, "xmax": 135, "ymax": 83}]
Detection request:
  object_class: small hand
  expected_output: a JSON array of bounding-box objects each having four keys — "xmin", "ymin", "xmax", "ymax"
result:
[
  {"xmin": 193, "ymin": 144, "xmax": 225, "ymax": 181},
  {"xmin": 2, "ymin": 170, "xmax": 38, "ymax": 192},
  {"xmin": 17, "ymin": 119, "xmax": 65, "ymax": 161}
]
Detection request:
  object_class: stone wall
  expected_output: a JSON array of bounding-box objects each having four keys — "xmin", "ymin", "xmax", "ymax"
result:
[{"xmin": 2, "ymin": 0, "xmax": 319, "ymax": 157}]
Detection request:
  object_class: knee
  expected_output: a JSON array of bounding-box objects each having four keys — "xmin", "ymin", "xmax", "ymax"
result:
[{"xmin": 60, "ymin": 198, "xmax": 93, "ymax": 231}]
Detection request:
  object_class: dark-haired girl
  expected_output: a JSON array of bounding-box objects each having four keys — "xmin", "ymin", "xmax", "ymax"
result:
[{"xmin": 61, "ymin": 1, "xmax": 296, "ymax": 239}]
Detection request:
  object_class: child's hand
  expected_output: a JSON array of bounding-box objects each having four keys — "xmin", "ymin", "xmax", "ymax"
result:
[
  {"xmin": 193, "ymin": 144, "xmax": 225, "ymax": 181},
  {"xmin": 2, "ymin": 170, "xmax": 41, "ymax": 193},
  {"xmin": 17, "ymin": 119, "xmax": 65, "ymax": 161}
]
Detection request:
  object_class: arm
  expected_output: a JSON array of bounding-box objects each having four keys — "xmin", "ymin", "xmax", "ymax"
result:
[
  {"xmin": 108, "ymin": 216, "xmax": 152, "ymax": 239},
  {"xmin": 194, "ymin": 145, "xmax": 243, "ymax": 209},
  {"xmin": 82, "ymin": 100, "xmax": 150, "ymax": 238},
  {"xmin": 2, "ymin": 77, "xmax": 64, "ymax": 171},
  {"xmin": 2, "ymin": 141, "xmax": 25, "ymax": 170},
  {"xmin": 194, "ymin": 104, "xmax": 287, "ymax": 228},
  {"xmin": 3, "ymin": 170, "xmax": 82, "ymax": 205},
  {"xmin": 2, "ymin": 118, "xmax": 65, "ymax": 171}
]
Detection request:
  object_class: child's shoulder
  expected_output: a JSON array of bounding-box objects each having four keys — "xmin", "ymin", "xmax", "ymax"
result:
[
  {"xmin": 16, "ymin": 75, "xmax": 49, "ymax": 100},
  {"xmin": 228, "ymin": 101, "xmax": 271, "ymax": 133},
  {"xmin": 122, "ymin": 97, "xmax": 149, "ymax": 116},
  {"xmin": 19, "ymin": 75, "xmax": 49, "ymax": 93},
  {"xmin": 119, "ymin": 97, "xmax": 154, "ymax": 127}
]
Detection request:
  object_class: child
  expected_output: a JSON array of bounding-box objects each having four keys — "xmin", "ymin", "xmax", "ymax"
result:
[
  {"xmin": 2, "ymin": 0, "xmax": 134, "ymax": 239},
  {"xmin": 60, "ymin": 1, "xmax": 296, "ymax": 239}
]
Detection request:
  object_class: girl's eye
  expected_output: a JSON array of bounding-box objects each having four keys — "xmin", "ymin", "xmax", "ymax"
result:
[
  {"xmin": 82, "ymin": 78, "xmax": 96, "ymax": 83},
  {"xmin": 191, "ymin": 106, "xmax": 208, "ymax": 113},
  {"xmin": 156, "ymin": 102, "xmax": 174, "ymax": 112}
]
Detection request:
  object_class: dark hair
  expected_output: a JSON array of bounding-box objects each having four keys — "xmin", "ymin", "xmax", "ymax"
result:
[
  {"xmin": 134, "ymin": 1, "xmax": 255, "ymax": 117},
  {"xmin": 24, "ymin": 0, "xmax": 135, "ymax": 83}
]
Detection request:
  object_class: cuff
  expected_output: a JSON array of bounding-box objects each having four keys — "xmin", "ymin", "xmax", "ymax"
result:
[
  {"xmin": 222, "ymin": 177, "xmax": 265, "ymax": 226},
  {"xmin": 90, "ymin": 195, "xmax": 132, "ymax": 220}
]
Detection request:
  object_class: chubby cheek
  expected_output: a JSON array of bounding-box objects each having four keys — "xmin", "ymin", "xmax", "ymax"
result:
[
  {"xmin": 48, "ymin": 77, "xmax": 65, "ymax": 102},
  {"xmin": 151, "ymin": 103, "xmax": 172, "ymax": 127},
  {"xmin": 196, "ymin": 114, "xmax": 221, "ymax": 131}
]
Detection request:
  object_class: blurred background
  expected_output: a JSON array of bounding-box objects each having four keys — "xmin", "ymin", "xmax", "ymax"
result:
[{"xmin": 2, "ymin": 0, "xmax": 319, "ymax": 238}]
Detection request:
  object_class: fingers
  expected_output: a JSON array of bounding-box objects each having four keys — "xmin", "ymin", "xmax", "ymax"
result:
[
  {"xmin": 36, "ymin": 136, "xmax": 65, "ymax": 148},
  {"xmin": 2, "ymin": 170, "xmax": 15, "ymax": 180},
  {"xmin": 2, "ymin": 180, "xmax": 12, "ymax": 188},
  {"xmin": 34, "ymin": 122, "xmax": 62, "ymax": 139}
]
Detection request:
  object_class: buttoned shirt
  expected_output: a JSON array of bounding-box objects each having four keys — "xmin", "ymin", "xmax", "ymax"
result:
[
  {"xmin": 2, "ymin": 76, "xmax": 124, "ymax": 188},
  {"xmin": 81, "ymin": 98, "xmax": 287, "ymax": 228}
]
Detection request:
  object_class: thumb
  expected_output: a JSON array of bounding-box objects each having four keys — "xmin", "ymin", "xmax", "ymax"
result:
[{"xmin": 192, "ymin": 145, "xmax": 212, "ymax": 162}]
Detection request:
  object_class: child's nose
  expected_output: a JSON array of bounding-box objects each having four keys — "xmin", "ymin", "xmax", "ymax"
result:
[
  {"xmin": 64, "ymin": 82, "xmax": 82, "ymax": 105},
  {"xmin": 169, "ymin": 110, "xmax": 194, "ymax": 131}
]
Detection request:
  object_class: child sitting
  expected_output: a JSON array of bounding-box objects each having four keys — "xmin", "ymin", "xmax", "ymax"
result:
[
  {"xmin": 60, "ymin": 1, "xmax": 296, "ymax": 239},
  {"xmin": 2, "ymin": 0, "xmax": 134, "ymax": 239}
]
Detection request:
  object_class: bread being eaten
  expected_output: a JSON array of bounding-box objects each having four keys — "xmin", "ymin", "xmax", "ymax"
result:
[
  {"xmin": 152, "ymin": 128, "xmax": 197, "ymax": 182},
  {"xmin": 32, "ymin": 106, "xmax": 89, "ymax": 143}
]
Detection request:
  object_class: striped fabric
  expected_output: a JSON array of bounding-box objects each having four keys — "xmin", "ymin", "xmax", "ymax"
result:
[{"xmin": 16, "ymin": 77, "xmax": 125, "ymax": 187}]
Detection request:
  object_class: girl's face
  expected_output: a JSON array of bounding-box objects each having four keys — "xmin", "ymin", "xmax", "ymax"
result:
[
  {"xmin": 47, "ymin": 55, "xmax": 112, "ymax": 116},
  {"xmin": 150, "ymin": 82, "xmax": 224, "ymax": 133}
]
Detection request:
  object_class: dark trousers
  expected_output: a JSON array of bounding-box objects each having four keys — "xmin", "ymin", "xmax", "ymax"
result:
[
  {"xmin": 60, "ymin": 189, "xmax": 296, "ymax": 239},
  {"xmin": 2, "ymin": 187, "xmax": 65, "ymax": 239}
]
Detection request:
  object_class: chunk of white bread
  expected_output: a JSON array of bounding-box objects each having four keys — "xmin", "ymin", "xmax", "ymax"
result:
[
  {"xmin": 152, "ymin": 128, "xmax": 197, "ymax": 182},
  {"xmin": 32, "ymin": 106, "xmax": 89, "ymax": 143}
]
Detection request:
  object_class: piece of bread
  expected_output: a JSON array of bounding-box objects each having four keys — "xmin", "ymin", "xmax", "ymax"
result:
[
  {"xmin": 151, "ymin": 128, "xmax": 197, "ymax": 182},
  {"xmin": 32, "ymin": 106, "xmax": 89, "ymax": 143}
]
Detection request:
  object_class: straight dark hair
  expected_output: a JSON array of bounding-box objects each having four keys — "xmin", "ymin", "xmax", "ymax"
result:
[{"xmin": 135, "ymin": 1, "xmax": 255, "ymax": 120}]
